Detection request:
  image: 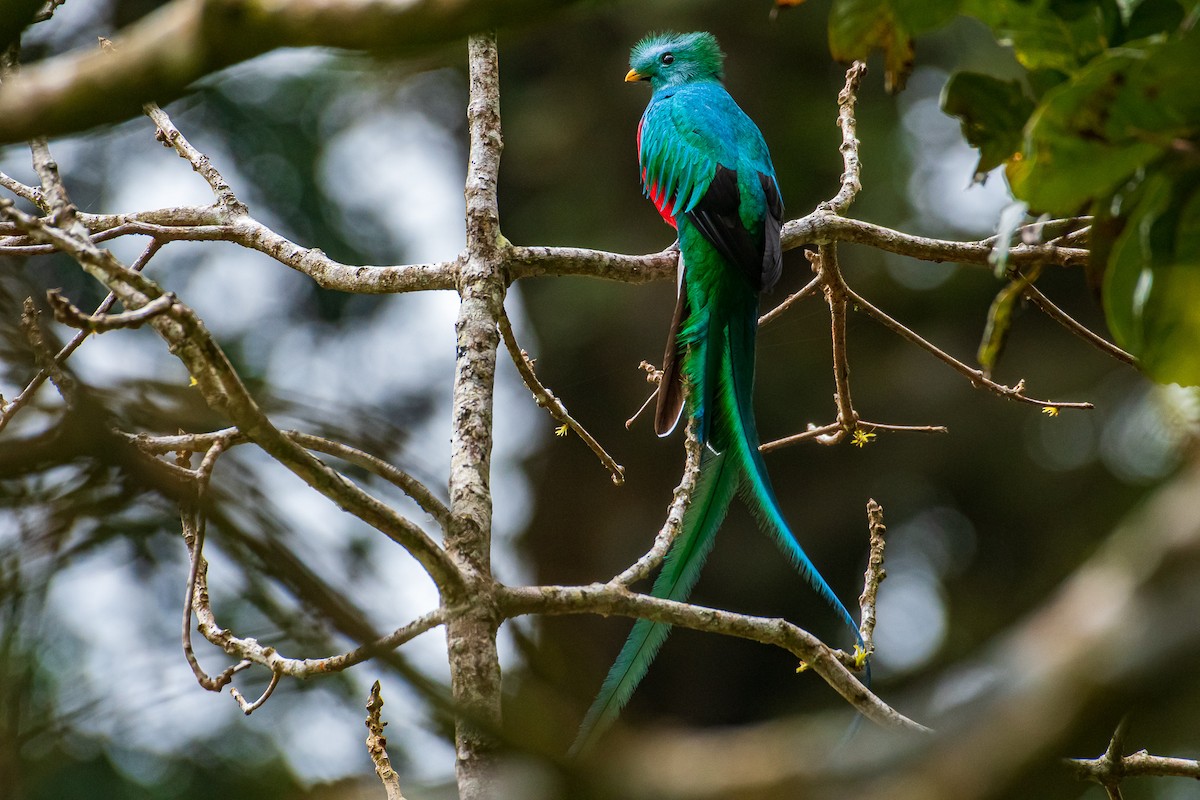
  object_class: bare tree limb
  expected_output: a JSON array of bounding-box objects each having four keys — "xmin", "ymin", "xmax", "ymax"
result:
[
  {"xmin": 46, "ymin": 289, "xmax": 174, "ymax": 331},
  {"xmin": 844, "ymin": 281, "xmax": 1093, "ymax": 410},
  {"xmin": 496, "ymin": 583, "xmax": 929, "ymax": 735},
  {"xmin": 143, "ymin": 101, "xmax": 247, "ymax": 213},
  {"xmin": 443, "ymin": 32, "xmax": 508, "ymax": 800},
  {"xmin": 126, "ymin": 427, "xmax": 451, "ymax": 529},
  {"xmin": 1023, "ymin": 283, "xmax": 1137, "ymax": 367},
  {"xmin": 612, "ymin": 421, "xmax": 702, "ymax": 587},
  {"xmin": 858, "ymin": 499, "xmax": 887, "ymax": 656},
  {"xmin": 366, "ymin": 681, "xmax": 409, "ymax": 800},
  {"xmin": 817, "ymin": 60, "xmax": 867, "ymax": 215},
  {"xmin": 0, "ymin": 0, "xmax": 592, "ymax": 145},
  {"xmin": 0, "ymin": 199, "xmax": 465, "ymax": 593},
  {"xmin": 498, "ymin": 304, "xmax": 625, "ymax": 485}
]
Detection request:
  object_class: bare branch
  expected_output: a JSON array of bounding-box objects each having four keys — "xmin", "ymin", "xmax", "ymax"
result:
[
  {"xmin": 785, "ymin": 214, "xmax": 1090, "ymax": 271},
  {"xmin": 125, "ymin": 427, "xmax": 451, "ymax": 528},
  {"xmin": 230, "ymin": 670, "xmax": 281, "ymax": 716},
  {"xmin": 0, "ymin": 0, "xmax": 592, "ymax": 145},
  {"xmin": 844, "ymin": 281, "xmax": 1093, "ymax": 410},
  {"xmin": 760, "ymin": 420, "xmax": 947, "ymax": 453},
  {"xmin": 1023, "ymin": 284, "xmax": 1137, "ymax": 367},
  {"xmin": 143, "ymin": 101, "xmax": 246, "ymax": 213},
  {"xmin": 444, "ymin": 32, "xmax": 508, "ymax": 797},
  {"xmin": 0, "ymin": 240, "xmax": 163, "ymax": 433},
  {"xmin": 497, "ymin": 583, "xmax": 930, "ymax": 735},
  {"xmin": 46, "ymin": 288, "xmax": 174, "ymax": 331},
  {"xmin": 612, "ymin": 421, "xmax": 702, "ymax": 587},
  {"xmin": 817, "ymin": 61, "xmax": 867, "ymax": 215},
  {"xmin": 18, "ymin": 297, "xmax": 74, "ymax": 404},
  {"xmin": 366, "ymin": 681, "xmax": 409, "ymax": 800},
  {"xmin": 0, "ymin": 198, "xmax": 465, "ymax": 592},
  {"xmin": 0, "ymin": 170, "xmax": 44, "ymax": 209},
  {"xmin": 859, "ymin": 499, "xmax": 887, "ymax": 655},
  {"xmin": 759, "ymin": 276, "xmax": 821, "ymax": 327},
  {"xmin": 817, "ymin": 246, "xmax": 858, "ymax": 440},
  {"xmin": 498, "ymin": 305, "xmax": 625, "ymax": 485}
]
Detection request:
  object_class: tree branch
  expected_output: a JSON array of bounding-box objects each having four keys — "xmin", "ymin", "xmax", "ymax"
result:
[
  {"xmin": 612, "ymin": 421, "xmax": 703, "ymax": 587},
  {"xmin": 498, "ymin": 304, "xmax": 625, "ymax": 485},
  {"xmin": 817, "ymin": 61, "xmax": 867, "ymax": 215},
  {"xmin": 0, "ymin": 0, "xmax": 592, "ymax": 145},
  {"xmin": 0, "ymin": 199, "xmax": 465, "ymax": 593},
  {"xmin": 366, "ymin": 681, "xmax": 409, "ymax": 800},
  {"xmin": 496, "ymin": 583, "xmax": 929, "ymax": 735},
  {"xmin": 443, "ymin": 32, "xmax": 507, "ymax": 799},
  {"xmin": 858, "ymin": 499, "xmax": 887, "ymax": 655}
]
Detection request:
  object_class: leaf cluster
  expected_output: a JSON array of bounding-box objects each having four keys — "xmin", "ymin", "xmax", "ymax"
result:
[{"xmin": 799, "ymin": 0, "xmax": 1200, "ymax": 385}]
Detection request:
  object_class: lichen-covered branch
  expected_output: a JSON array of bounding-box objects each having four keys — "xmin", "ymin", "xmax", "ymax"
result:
[
  {"xmin": 366, "ymin": 682, "xmax": 409, "ymax": 800},
  {"xmin": 443, "ymin": 31, "xmax": 507, "ymax": 800},
  {"xmin": 612, "ymin": 421, "xmax": 702, "ymax": 587},
  {"xmin": 859, "ymin": 499, "xmax": 887, "ymax": 654},
  {"xmin": 0, "ymin": 199, "xmax": 464, "ymax": 593},
  {"xmin": 496, "ymin": 583, "xmax": 928, "ymax": 734},
  {"xmin": 0, "ymin": 0, "xmax": 593, "ymax": 145},
  {"xmin": 817, "ymin": 60, "xmax": 867, "ymax": 215}
]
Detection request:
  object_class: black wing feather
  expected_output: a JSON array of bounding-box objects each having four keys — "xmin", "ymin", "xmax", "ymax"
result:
[
  {"xmin": 759, "ymin": 171, "xmax": 783, "ymax": 292},
  {"xmin": 685, "ymin": 164, "xmax": 784, "ymax": 292}
]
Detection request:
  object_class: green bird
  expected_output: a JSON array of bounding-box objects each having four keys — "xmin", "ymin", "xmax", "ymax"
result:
[{"xmin": 572, "ymin": 31, "xmax": 865, "ymax": 753}]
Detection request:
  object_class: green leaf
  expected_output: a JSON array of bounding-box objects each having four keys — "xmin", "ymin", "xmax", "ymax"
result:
[
  {"xmin": 1104, "ymin": 169, "xmax": 1200, "ymax": 385},
  {"xmin": 1007, "ymin": 27, "xmax": 1200, "ymax": 213},
  {"xmin": 828, "ymin": 0, "xmax": 917, "ymax": 92},
  {"xmin": 978, "ymin": 269, "xmax": 1041, "ymax": 374},
  {"xmin": 892, "ymin": 0, "xmax": 963, "ymax": 33},
  {"xmin": 941, "ymin": 72, "xmax": 1036, "ymax": 180},
  {"xmin": 964, "ymin": 0, "xmax": 1110, "ymax": 72},
  {"xmin": 1122, "ymin": 0, "xmax": 1185, "ymax": 41}
]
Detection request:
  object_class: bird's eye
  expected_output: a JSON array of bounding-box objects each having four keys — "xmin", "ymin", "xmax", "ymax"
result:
[{"xmin": 661, "ymin": 53, "xmax": 674, "ymax": 65}]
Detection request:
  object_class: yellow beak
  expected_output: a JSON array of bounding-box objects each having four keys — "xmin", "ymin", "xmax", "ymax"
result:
[{"xmin": 625, "ymin": 68, "xmax": 646, "ymax": 83}]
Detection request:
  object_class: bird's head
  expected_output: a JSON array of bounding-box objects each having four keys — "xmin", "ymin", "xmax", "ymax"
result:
[{"xmin": 626, "ymin": 31, "xmax": 725, "ymax": 90}]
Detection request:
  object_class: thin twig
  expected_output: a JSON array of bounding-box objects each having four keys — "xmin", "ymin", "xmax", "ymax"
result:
[
  {"xmin": 366, "ymin": 681, "xmax": 409, "ymax": 800},
  {"xmin": 760, "ymin": 420, "xmax": 947, "ymax": 453},
  {"xmin": 47, "ymin": 289, "xmax": 174, "ymax": 331},
  {"xmin": 624, "ymin": 361, "xmax": 664, "ymax": 430},
  {"xmin": 818, "ymin": 60, "xmax": 867, "ymax": 215},
  {"xmin": 817, "ymin": 245, "xmax": 858, "ymax": 441},
  {"xmin": 30, "ymin": 137, "xmax": 81, "ymax": 232},
  {"xmin": 758, "ymin": 276, "xmax": 821, "ymax": 327},
  {"xmin": 498, "ymin": 305, "xmax": 625, "ymax": 485},
  {"xmin": 1, "ymin": 197, "xmax": 465, "ymax": 592},
  {"xmin": 859, "ymin": 499, "xmax": 887, "ymax": 655},
  {"xmin": 1023, "ymin": 284, "xmax": 1136, "ymax": 367},
  {"xmin": 143, "ymin": 102, "xmax": 247, "ymax": 214},
  {"xmin": 287, "ymin": 431, "xmax": 452, "ymax": 530},
  {"xmin": 230, "ymin": 670, "xmax": 281, "ymax": 715},
  {"xmin": 0, "ymin": 239, "xmax": 160, "ymax": 434},
  {"xmin": 613, "ymin": 420, "xmax": 702, "ymax": 587},
  {"xmin": 179, "ymin": 438, "xmax": 243, "ymax": 694},
  {"xmin": 760, "ymin": 422, "xmax": 842, "ymax": 453},
  {"xmin": 845, "ymin": 282, "xmax": 1093, "ymax": 410},
  {"xmin": 0, "ymin": 171, "xmax": 44, "ymax": 209},
  {"xmin": 1068, "ymin": 718, "xmax": 1130, "ymax": 800},
  {"xmin": 126, "ymin": 426, "xmax": 452, "ymax": 528},
  {"xmin": 981, "ymin": 216, "xmax": 1093, "ymax": 247},
  {"xmin": 18, "ymin": 297, "xmax": 75, "ymax": 404},
  {"xmin": 498, "ymin": 583, "xmax": 931, "ymax": 735}
]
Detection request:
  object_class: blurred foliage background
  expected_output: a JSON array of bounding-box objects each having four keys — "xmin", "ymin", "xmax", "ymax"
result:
[{"xmin": 0, "ymin": 0, "xmax": 1198, "ymax": 798}]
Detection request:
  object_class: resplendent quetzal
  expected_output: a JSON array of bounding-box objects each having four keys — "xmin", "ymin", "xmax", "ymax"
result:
[{"xmin": 572, "ymin": 31, "xmax": 864, "ymax": 753}]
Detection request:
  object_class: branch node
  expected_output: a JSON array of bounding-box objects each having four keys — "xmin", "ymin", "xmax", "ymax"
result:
[
  {"xmin": 366, "ymin": 681, "xmax": 409, "ymax": 800},
  {"xmin": 859, "ymin": 499, "xmax": 888, "ymax": 655}
]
